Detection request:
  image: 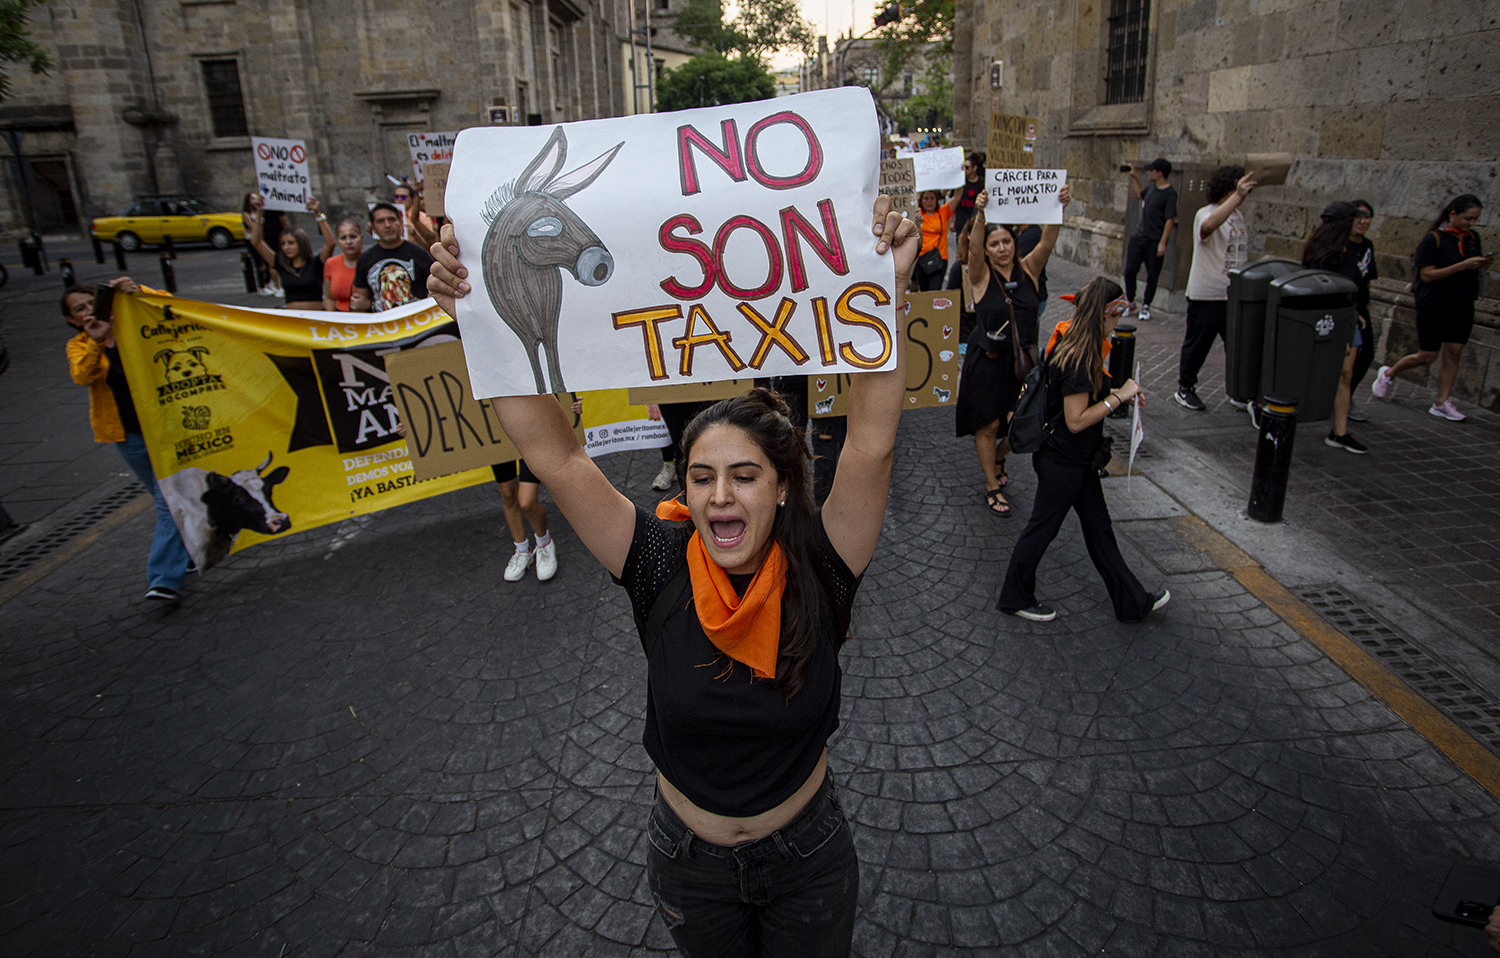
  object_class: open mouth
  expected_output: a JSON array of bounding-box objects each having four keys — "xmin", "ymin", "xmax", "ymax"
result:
[{"xmin": 709, "ymin": 519, "xmax": 746, "ymax": 549}]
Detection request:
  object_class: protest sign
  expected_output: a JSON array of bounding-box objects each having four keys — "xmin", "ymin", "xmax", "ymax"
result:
[
  {"xmin": 1128, "ymin": 362, "xmax": 1144, "ymax": 489},
  {"xmin": 1245, "ymin": 152, "xmax": 1293, "ymax": 187},
  {"xmin": 421, "ymin": 162, "xmax": 450, "ymax": 217},
  {"xmin": 987, "ymin": 113, "xmax": 1038, "ymax": 169},
  {"xmin": 251, "ymin": 137, "xmax": 310, "ymax": 212},
  {"xmin": 901, "ymin": 146, "xmax": 964, "ymax": 191},
  {"xmin": 445, "ymin": 87, "xmax": 896, "ymax": 399},
  {"xmin": 409, "ymin": 131, "xmax": 459, "ymax": 181},
  {"xmin": 627, "ymin": 379, "xmax": 752, "ymax": 405},
  {"xmin": 808, "ymin": 291, "xmax": 962, "ymax": 417},
  {"xmin": 985, "ymin": 169, "xmax": 1068, "ymax": 224},
  {"xmin": 579, "ymin": 390, "xmax": 671, "ymax": 456},
  {"xmin": 110, "ymin": 293, "xmax": 491, "ymax": 571},
  {"xmin": 879, "ymin": 158, "xmax": 918, "ymax": 218}
]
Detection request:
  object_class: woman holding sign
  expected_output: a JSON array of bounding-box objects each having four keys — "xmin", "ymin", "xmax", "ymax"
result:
[
  {"xmin": 954, "ymin": 183, "xmax": 1070, "ymax": 517},
  {"xmin": 248, "ymin": 195, "xmax": 337, "ymax": 310},
  {"xmin": 427, "ymin": 195, "xmax": 918, "ymax": 957}
]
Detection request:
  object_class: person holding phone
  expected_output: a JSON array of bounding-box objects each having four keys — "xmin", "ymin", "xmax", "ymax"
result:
[
  {"xmin": 1371, "ymin": 193, "xmax": 1488, "ymax": 421},
  {"xmin": 64, "ymin": 279, "xmax": 192, "ymax": 602}
]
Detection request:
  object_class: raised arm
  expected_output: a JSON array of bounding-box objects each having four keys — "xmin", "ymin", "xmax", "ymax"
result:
[
  {"xmin": 1019, "ymin": 183, "xmax": 1071, "ymax": 285},
  {"xmin": 1200, "ymin": 172, "xmax": 1257, "ymax": 240},
  {"xmin": 407, "ymin": 191, "xmax": 440, "ymax": 249},
  {"xmin": 308, "ymin": 197, "xmax": 336, "ymax": 261},
  {"xmin": 821, "ymin": 195, "xmax": 919, "ymax": 576},
  {"xmin": 965, "ymin": 205, "xmax": 989, "ymax": 300},
  {"xmin": 247, "ymin": 212, "xmax": 275, "ymax": 267},
  {"xmin": 427, "ymin": 224, "xmax": 636, "ymax": 576}
]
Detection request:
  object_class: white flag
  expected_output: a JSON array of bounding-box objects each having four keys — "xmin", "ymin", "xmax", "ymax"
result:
[{"xmin": 1127, "ymin": 361, "xmax": 1144, "ymax": 490}]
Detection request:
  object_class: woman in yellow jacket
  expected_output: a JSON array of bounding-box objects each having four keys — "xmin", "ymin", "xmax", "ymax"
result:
[{"xmin": 65, "ymin": 278, "xmax": 191, "ymax": 602}]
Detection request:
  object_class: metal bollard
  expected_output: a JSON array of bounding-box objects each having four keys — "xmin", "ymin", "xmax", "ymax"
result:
[
  {"xmin": 1107, "ymin": 323, "xmax": 1137, "ymax": 418},
  {"xmin": 240, "ymin": 251, "xmax": 258, "ymax": 293},
  {"xmin": 91, "ymin": 235, "xmax": 105, "ymax": 264},
  {"xmin": 1247, "ymin": 395, "xmax": 1298, "ymax": 523},
  {"xmin": 113, "ymin": 241, "xmax": 127, "ymax": 271},
  {"xmin": 158, "ymin": 252, "xmax": 177, "ymax": 294},
  {"xmin": 163, "ymin": 234, "xmax": 176, "ymax": 259},
  {"xmin": 59, "ymin": 257, "xmax": 75, "ymax": 286}
]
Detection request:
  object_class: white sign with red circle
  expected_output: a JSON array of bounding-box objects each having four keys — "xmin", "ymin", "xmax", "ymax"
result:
[{"xmin": 250, "ymin": 136, "xmax": 311, "ymax": 212}]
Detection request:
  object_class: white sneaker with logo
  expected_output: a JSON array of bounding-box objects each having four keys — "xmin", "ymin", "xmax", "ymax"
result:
[
  {"xmin": 1429, "ymin": 400, "xmax": 1466, "ymax": 422},
  {"xmin": 535, "ymin": 540, "xmax": 558, "ymax": 581},
  {"xmin": 504, "ymin": 548, "xmax": 533, "ymax": 582},
  {"xmin": 1371, "ymin": 366, "xmax": 1393, "ymax": 399}
]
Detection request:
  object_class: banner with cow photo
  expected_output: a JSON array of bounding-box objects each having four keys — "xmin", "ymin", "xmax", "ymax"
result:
[{"xmin": 445, "ymin": 86, "xmax": 898, "ymax": 399}]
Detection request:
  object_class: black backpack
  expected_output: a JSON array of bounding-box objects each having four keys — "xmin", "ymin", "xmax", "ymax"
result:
[{"xmin": 1007, "ymin": 345, "xmax": 1052, "ymax": 454}]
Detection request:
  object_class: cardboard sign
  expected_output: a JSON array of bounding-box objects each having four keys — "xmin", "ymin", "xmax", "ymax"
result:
[
  {"xmin": 879, "ymin": 158, "xmax": 918, "ymax": 218},
  {"xmin": 421, "ymin": 162, "xmax": 450, "ymax": 217},
  {"xmin": 628, "ymin": 379, "xmax": 753, "ymax": 405},
  {"xmin": 1245, "ymin": 152, "xmax": 1293, "ymax": 187},
  {"xmin": 984, "ymin": 169, "xmax": 1068, "ymax": 224},
  {"xmin": 251, "ymin": 137, "xmax": 310, "ymax": 212},
  {"xmin": 446, "ymin": 88, "xmax": 896, "ymax": 398},
  {"xmin": 900, "ymin": 146, "xmax": 964, "ymax": 191},
  {"xmin": 808, "ymin": 291, "xmax": 962, "ymax": 417},
  {"xmin": 986, "ymin": 113, "xmax": 1039, "ymax": 169},
  {"xmin": 409, "ymin": 131, "xmax": 458, "ymax": 182},
  {"xmin": 385, "ymin": 340, "xmax": 582, "ymax": 481}
]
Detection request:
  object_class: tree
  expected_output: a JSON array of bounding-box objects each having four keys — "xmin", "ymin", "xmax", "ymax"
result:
[
  {"xmin": 838, "ymin": 0, "xmax": 953, "ymax": 134},
  {"xmin": 656, "ymin": 53, "xmax": 775, "ymax": 112},
  {"xmin": 670, "ymin": 0, "xmax": 814, "ymax": 63},
  {"xmin": 0, "ymin": 0, "xmax": 52, "ymax": 103}
]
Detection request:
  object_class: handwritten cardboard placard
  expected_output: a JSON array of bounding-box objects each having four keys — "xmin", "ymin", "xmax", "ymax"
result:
[
  {"xmin": 879, "ymin": 158, "xmax": 918, "ymax": 218},
  {"xmin": 900, "ymin": 146, "xmax": 964, "ymax": 191},
  {"xmin": 1245, "ymin": 152, "xmax": 1293, "ymax": 187},
  {"xmin": 628, "ymin": 379, "xmax": 753, "ymax": 405},
  {"xmin": 446, "ymin": 88, "xmax": 895, "ymax": 398},
  {"xmin": 421, "ymin": 162, "xmax": 450, "ymax": 217},
  {"xmin": 984, "ymin": 169, "xmax": 1068, "ymax": 224},
  {"xmin": 385, "ymin": 340, "xmax": 580, "ymax": 481},
  {"xmin": 409, "ymin": 131, "xmax": 458, "ymax": 182},
  {"xmin": 808, "ymin": 291, "xmax": 962, "ymax": 417},
  {"xmin": 251, "ymin": 137, "xmax": 309, "ymax": 212},
  {"xmin": 986, "ymin": 113, "xmax": 1039, "ymax": 169}
]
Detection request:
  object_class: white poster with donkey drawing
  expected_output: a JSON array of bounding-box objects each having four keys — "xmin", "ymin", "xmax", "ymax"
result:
[{"xmin": 445, "ymin": 87, "xmax": 897, "ymax": 398}]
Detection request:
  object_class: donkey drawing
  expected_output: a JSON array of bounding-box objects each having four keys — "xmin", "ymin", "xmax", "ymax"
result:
[{"xmin": 479, "ymin": 126, "xmax": 623, "ymax": 393}]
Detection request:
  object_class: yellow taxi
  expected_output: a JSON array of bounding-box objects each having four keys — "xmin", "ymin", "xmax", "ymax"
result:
[{"xmin": 90, "ymin": 198, "xmax": 245, "ymax": 251}]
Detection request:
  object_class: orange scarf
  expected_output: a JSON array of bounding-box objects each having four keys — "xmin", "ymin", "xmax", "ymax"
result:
[
  {"xmin": 655, "ymin": 497, "xmax": 786, "ymax": 679},
  {"xmin": 1046, "ymin": 317, "xmax": 1113, "ymax": 361}
]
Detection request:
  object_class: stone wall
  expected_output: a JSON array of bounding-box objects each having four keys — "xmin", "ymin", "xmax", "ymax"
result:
[{"xmin": 953, "ymin": 0, "xmax": 1500, "ymax": 407}]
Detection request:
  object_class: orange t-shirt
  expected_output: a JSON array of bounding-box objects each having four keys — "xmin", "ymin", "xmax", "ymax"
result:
[
  {"xmin": 919, "ymin": 204, "xmax": 952, "ymax": 257},
  {"xmin": 323, "ymin": 255, "xmax": 357, "ymax": 311}
]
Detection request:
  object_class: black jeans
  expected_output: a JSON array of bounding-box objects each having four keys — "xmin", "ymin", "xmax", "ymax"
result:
[
  {"xmin": 999, "ymin": 450, "xmax": 1153, "ymax": 622},
  {"xmin": 1123, "ymin": 234, "xmax": 1165, "ymax": 306},
  {"xmin": 1178, "ymin": 298, "xmax": 1228, "ymax": 391},
  {"xmin": 646, "ymin": 776, "xmax": 859, "ymax": 958}
]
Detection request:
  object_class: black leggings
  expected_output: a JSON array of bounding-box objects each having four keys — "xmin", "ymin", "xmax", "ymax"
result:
[
  {"xmin": 1122, "ymin": 234, "xmax": 1165, "ymax": 306},
  {"xmin": 999, "ymin": 450, "xmax": 1153, "ymax": 622}
]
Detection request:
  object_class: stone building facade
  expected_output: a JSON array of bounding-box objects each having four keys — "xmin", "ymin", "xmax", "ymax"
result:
[
  {"xmin": 0, "ymin": 0, "xmax": 693, "ymax": 232},
  {"xmin": 952, "ymin": 0, "xmax": 1500, "ymax": 407}
]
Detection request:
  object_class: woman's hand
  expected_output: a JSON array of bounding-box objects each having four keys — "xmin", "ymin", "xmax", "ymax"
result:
[
  {"xmin": 1058, "ymin": 183, "xmax": 1071, "ymax": 207},
  {"xmin": 873, "ymin": 194, "xmax": 920, "ymax": 290},
  {"xmin": 428, "ymin": 223, "xmax": 470, "ymax": 318},
  {"xmin": 1462, "ymin": 255, "xmax": 1491, "ymax": 271},
  {"xmin": 646, "ymin": 403, "xmax": 662, "ymax": 421},
  {"xmin": 305, "ymin": 196, "xmax": 322, "ymax": 215},
  {"xmin": 108, "ymin": 276, "xmax": 140, "ymax": 295},
  {"xmin": 1235, "ymin": 172, "xmax": 1258, "ymax": 198},
  {"xmin": 83, "ymin": 316, "xmax": 110, "ymax": 341},
  {"xmin": 1115, "ymin": 378, "xmax": 1142, "ymax": 404}
]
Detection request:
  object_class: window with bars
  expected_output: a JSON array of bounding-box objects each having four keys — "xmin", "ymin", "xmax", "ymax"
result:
[
  {"xmin": 200, "ymin": 59, "xmax": 248, "ymax": 138},
  {"xmin": 1104, "ymin": 0, "xmax": 1149, "ymax": 105}
]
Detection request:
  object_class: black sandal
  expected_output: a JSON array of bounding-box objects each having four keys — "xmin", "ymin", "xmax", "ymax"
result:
[
  {"xmin": 996, "ymin": 459, "xmax": 1009, "ymax": 487},
  {"xmin": 984, "ymin": 487, "xmax": 1012, "ymax": 518}
]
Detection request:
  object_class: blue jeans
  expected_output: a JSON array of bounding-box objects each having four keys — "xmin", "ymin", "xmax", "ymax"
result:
[
  {"xmin": 646, "ymin": 776, "xmax": 859, "ymax": 958},
  {"xmin": 115, "ymin": 433, "xmax": 190, "ymax": 591}
]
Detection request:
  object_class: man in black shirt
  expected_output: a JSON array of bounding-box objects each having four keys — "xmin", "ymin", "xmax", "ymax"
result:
[
  {"xmin": 1122, "ymin": 158, "xmax": 1178, "ymax": 321},
  {"xmin": 350, "ymin": 202, "xmax": 434, "ymax": 312}
]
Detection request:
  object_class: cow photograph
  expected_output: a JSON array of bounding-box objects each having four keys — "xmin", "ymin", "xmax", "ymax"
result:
[{"xmin": 158, "ymin": 452, "xmax": 293, "ymax": 570}]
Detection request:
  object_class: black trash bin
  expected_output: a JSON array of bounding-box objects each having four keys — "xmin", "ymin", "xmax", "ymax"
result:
[
  {"xmin": 1258, "ymin": 269, "xmax": 1358, "ymax": 422},
  {"xmin": 1225, "ymin": 259, "xmax": 1302, "ymax": 404}
]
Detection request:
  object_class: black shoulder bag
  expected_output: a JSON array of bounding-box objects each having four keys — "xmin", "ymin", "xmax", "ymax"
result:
[{"xmin": 1007, "ymin": 343, "xmax": 1052, "ymax": 454}]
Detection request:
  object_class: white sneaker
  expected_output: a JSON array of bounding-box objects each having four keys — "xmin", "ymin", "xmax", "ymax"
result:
[
  {"xmin": 651, "ymin": 460, "xmax": 676, "ymax": 491},
  {"xmin": 1346, "ymin": 400, "xmax": 1368, "ymax": 423},
  {"xmin": 535, "ymin": 540, "xmax": 558, "ymax": 581},
  {"xmin": 257, "ymin": 287, "xmax": 277, "ymax": 297},
  {"xmin": 1371, "ymin": 366, "xmax": 1393, "ymax": 399},
  {"xmin": 1429, "ymin": 400, "xmax": 1466, "ymax": 422},
  {"xmin": 504, "ymin": 548, "xmax": 533, "ymax": 582},
  {"xmin": 1139, "ymin": 304, "xmax": 1151, "ymax": 322},
  {"xmin": 1227, "ymin": 398, "xmax": 1248, "ymax": 410}
]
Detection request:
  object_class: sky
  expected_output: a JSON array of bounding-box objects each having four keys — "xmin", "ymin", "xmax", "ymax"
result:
[{"xmin": 765, "ymin": 0, "xmax": 882, "ymax": 70}]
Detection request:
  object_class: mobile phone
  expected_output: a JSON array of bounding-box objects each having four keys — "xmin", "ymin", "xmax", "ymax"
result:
[
  {"xmin": 1431, "ymin": 862, "xmax": 1500, "ymax": 928},
  {"xmin": 91, "ymin": 284, "xmax": 115, "ymax": 324},
  {"xmin": 1119, "ymin": 164, "xmax": 1134, "ymax": 173}
]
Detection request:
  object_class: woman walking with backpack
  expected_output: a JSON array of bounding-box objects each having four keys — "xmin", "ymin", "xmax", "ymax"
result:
[
  {"xmin": 1371, "ymin": 194, "xmax": 1490, "ymax": 421},
  {"xmin": 997, "ymin": 277, "xmax": 1168, "ymax": 623}
]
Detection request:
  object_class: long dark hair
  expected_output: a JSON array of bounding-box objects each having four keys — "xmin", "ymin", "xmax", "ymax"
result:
[
  {"xmin": 966, "ymin": 151, "xmax": 986, "ymax": 178},
  {"xmin": 1302, "ymin": 202, "xmax": 1357, "ymax": 269},
  {"xmin": 276, "ymin": 227, "xmax": 314, "ymax": 270},
  {"xmin": 1050, "ymin": 277, "xmax": 1123, "ymax": 392},
  {"xmin": 1431, "ymin": 194, "xmax": 1483, "ymax": 230},
  {"xmin": 678, "ymin": 388, "xmax": 839, "ymax": 702}
]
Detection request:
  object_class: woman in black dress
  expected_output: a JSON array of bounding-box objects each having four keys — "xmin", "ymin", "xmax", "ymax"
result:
[{"xmin": 954, "ymin": 184, "xmax": 1070, "ymax": 516}]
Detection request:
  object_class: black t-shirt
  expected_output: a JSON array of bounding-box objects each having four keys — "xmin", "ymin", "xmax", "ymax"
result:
[
  {"xmin": 1413, "ymin": 229, "xmax": 1483, "ymax": 307},
  {"xmin": 952, "ymin": 179, "xmax": 985, "ymax": 232},
  {"xmin": 353, "ymin": 241, "xmax": 434, "ymax": 311},
  {"xmin": 1015, "ymin": 225, "xmax": 1049, "ymax": 304},
  {"xmin": 103, "ymin": 345, "xmax": 141, "ymax": 435},
  {"xmin": 615, "ymin": 506, "xmax": 860, "ymax": 817},
  {"xmin": 277, "ymin": 254, "xmax": 325, "ymax": 302},
  {"xmin": 1042, "ymin": 357, "xmax": 1109, "ymax": 466},
  {"xmin": 1134, "ymin": 184, "xmax": 1179, "ymax": 242},
  {"xmin": 1342, "ymin": 238, "xmax": 1378, "ymax": 316}
]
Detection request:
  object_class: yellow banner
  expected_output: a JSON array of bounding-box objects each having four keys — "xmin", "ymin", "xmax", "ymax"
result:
[{"xmin": 112, "ymin": 292, "xmax": 491, "ymax": 570}]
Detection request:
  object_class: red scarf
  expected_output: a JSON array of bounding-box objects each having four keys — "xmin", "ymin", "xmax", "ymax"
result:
[{"xmin": 655, "ymin": 497, "xmax": 785, "ymax": 679}]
